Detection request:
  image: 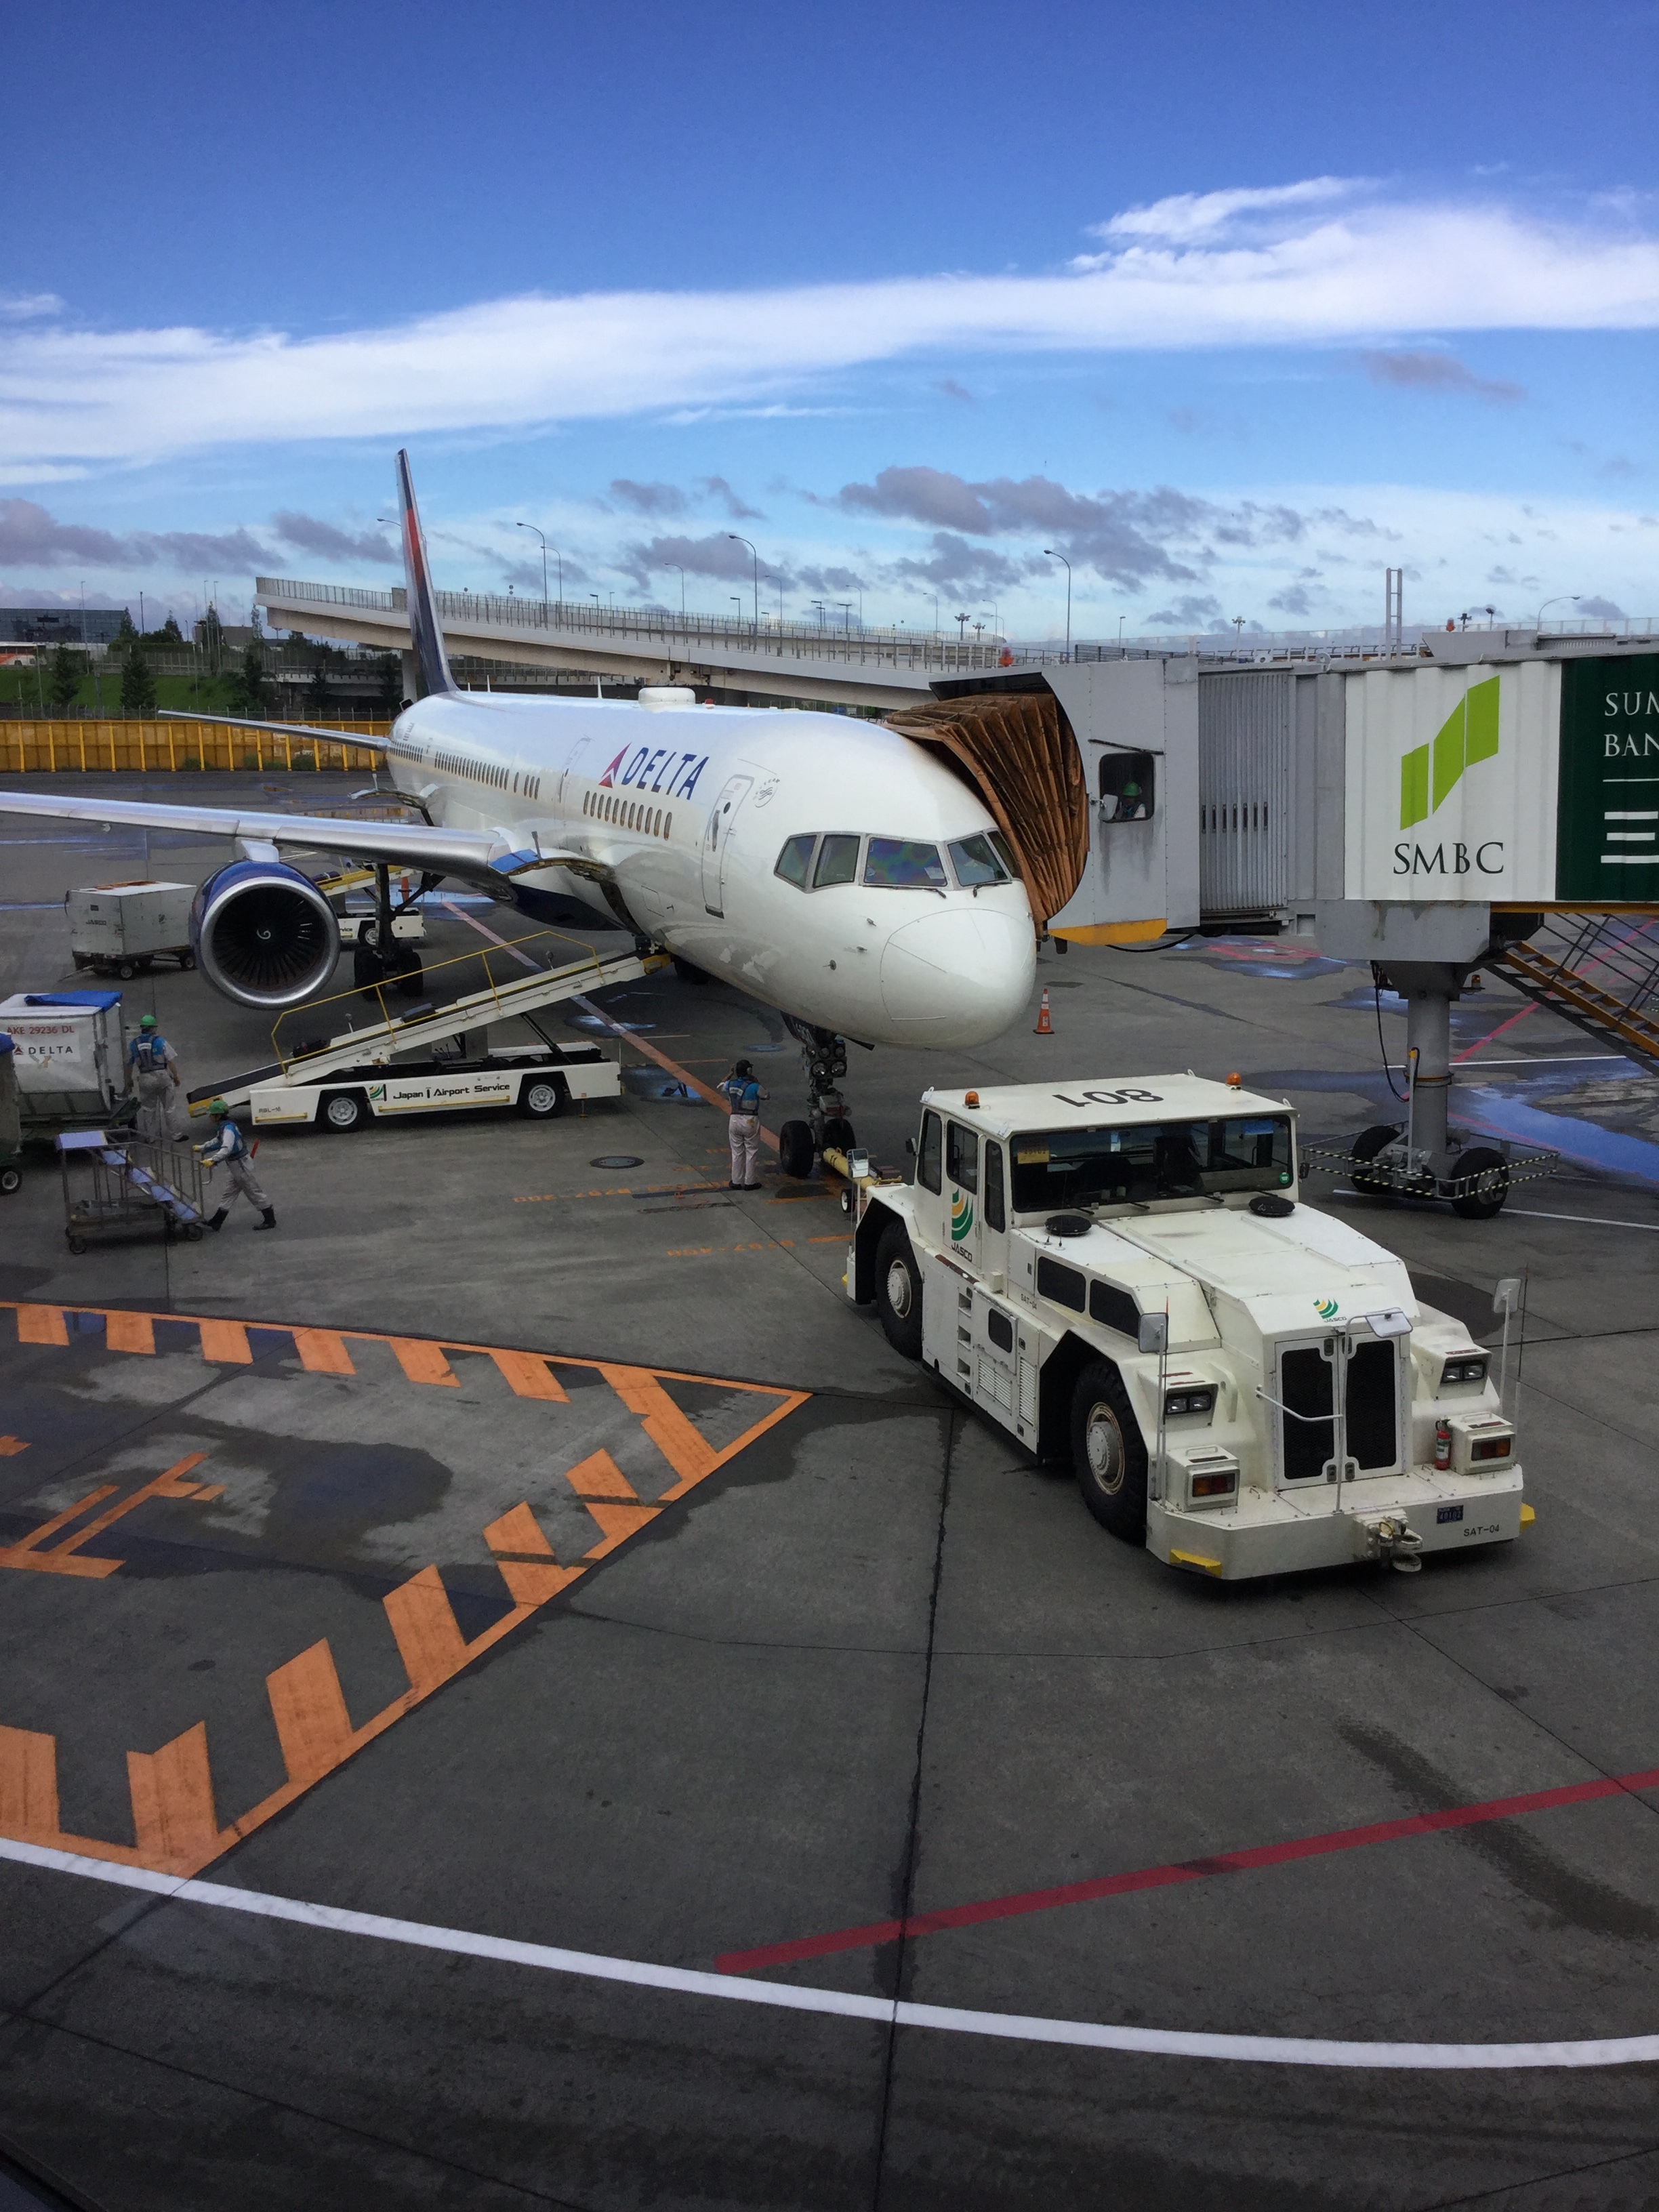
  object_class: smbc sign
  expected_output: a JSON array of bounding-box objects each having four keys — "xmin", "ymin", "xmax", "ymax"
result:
[{"xmin": 1346, "ymin": 655, "xmax": 1659, "ymax": 904}]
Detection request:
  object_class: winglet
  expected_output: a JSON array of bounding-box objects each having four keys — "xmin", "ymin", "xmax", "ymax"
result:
[{"xmin": 396, "ymin": 449, "xmax": 455, "ymax": 698}]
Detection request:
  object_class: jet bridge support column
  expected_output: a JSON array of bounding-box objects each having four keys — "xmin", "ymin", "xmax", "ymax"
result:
[{"xmin": 1391, "ymin": 962, "xmax": 1462, "ymax": 1174}]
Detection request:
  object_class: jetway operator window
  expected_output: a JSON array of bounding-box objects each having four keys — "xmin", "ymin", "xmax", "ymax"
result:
[{"xmin": 1100, "ymin": 751, "xmax": 1155, "ymax": 823}]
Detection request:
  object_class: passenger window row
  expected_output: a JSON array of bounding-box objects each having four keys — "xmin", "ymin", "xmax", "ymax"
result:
[
  {"xmin": 775, "ymin": 830, "xmax": 1018, "ymax": 893},
  {"xmin": 433, "ymin": 748, "xmax": 512, "ymax": 793},
  {"xmin": 583, "ymin": 787, "xmax": 673, "ymax": 840}
]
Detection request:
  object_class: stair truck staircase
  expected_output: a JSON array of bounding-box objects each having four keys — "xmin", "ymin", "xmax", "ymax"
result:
[{"xmin": 1488, "ymin": 914, "xmax": 1659, "ymax": 1073}]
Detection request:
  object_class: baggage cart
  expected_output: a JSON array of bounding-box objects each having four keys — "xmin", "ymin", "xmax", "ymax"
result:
[
  {"xmin": 66, "ymin": 881, "xmax": 197, "ymax": 979},
  {"xmin": 58, "ymin": 1128, "xmax": 207, "ymax": 1254}
]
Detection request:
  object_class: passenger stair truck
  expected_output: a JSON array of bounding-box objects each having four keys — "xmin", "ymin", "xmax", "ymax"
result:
[{"xmin": 844, "ymin": 1076, "xmax": 1525, "ymax": 1581}]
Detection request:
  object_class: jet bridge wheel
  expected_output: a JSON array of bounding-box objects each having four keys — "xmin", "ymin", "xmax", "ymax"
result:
[
  {"xmin": 1350, "ymin": 1124, "xmax": 1401, "ymax": 1202},
  {"xmin": 1450, "ymin": 1146, "xmax": 1509, "ymax": 1221},
  {"xmin": 1071, "ymin": 1359, "xmax": 1148, "ymax": 1544},
  {"xmin": 874, "ymin": 1221, "xmax": 924, "ymax": 1359}
]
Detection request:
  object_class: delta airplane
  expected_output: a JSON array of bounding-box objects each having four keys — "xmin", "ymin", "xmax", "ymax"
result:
[{"xmin": 0, "ymin": 453, "xmax": 1035, "ymax": 1154}]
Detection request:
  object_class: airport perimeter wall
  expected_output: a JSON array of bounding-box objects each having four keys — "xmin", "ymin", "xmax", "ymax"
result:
[{"xmin": 1, "ymin": 720, "xmax": 389, "ymax": 775}]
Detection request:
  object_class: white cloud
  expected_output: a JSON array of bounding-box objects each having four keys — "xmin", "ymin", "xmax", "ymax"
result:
[
  {"xmin": 1088, "ymin": 176, "xmax": 1359, "ymax": 245},
  {"xmin": 1, "ymin": 190, "xmax": 1655, "ymax": 466}
]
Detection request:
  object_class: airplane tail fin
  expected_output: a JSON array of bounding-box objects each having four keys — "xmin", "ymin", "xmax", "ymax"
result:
[{"xmin": 396, "ymin": 449, "xmax": 456, "ymax": 698}]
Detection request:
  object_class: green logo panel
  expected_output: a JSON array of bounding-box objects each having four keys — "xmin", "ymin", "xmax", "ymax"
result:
[
  {"xmin": 1557, "ymin": 655, "xmax": 1659, "ymax": 901},
  {"xmin": 1400, "ymin": 677, "xmax": 1499, "ymax": 830}
]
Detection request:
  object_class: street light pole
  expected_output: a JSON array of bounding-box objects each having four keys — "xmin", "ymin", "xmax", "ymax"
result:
[
  {"xmin": 1536, "ymin": 594, "xmax": 1580, "ymax": 640},
  {"xmin": 1042, "ymin": 550, "xmax": 1072, "ymax": 655},
  {"xmin": 672, "ymin": 565, "xmax": 687, "ymax": 623},
  {"xmin": 516, "ymin": 523, "xmax": 548, "ymax": 616},
  {"xmin": 728, "ymin": 535, "xmax": 759, "ymax": 638}
]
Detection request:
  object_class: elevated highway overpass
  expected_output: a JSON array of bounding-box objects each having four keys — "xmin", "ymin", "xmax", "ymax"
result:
[{"xmin": 255, "ymin": 576, "xmax": 1029, "ymax": 710}]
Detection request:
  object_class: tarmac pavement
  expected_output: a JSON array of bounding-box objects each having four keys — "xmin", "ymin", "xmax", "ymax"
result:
[{"xmin": 3, "ymin": 775, "xmax": 1659, "ymax": 2209}]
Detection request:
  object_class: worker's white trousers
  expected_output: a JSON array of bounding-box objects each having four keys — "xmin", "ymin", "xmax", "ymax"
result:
[
  {"xmin": 133, "ymin": 1070, "xmax": 185, "ymax": 1145},
  {"xmin": 217, "ymin": 1154, "xmax": 270, "ymax": 1214},
  {"xmin": 728, "ymin": 1113, "xmax": 760, "ymax": 1187}
]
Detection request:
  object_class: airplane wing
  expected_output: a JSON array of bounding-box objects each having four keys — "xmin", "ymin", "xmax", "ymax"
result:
[
  {"xmin": 167, "ymin": 710, "xmax": 392, "ymax": 748},
  {"xmin": 0, "ymin": 787, "xmax": 592, "ymax": 896}
]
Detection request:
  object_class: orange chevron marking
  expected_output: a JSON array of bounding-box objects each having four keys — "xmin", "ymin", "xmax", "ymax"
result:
[{"xmin": 0, "ymin": 1298, "xmax": 811, "ymax": 1879}]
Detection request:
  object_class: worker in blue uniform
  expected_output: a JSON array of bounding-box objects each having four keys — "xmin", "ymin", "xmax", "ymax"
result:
[
  {"xmin": 717, "ymin": 1058, "xmax": 767, "ymax": 1189},
  {"xmin": 198, "ymin": 1099, "xmax": 276, "ymax": 1231},
  {"xmin": 125, "ymin": 1012, "xmax": 186, "ymax": 1144}
]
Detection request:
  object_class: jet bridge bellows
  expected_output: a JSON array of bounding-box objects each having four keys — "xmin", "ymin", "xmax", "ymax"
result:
[{"xmin": 884, "ymin": 684, "xmax": 1090, "ymax": 928}]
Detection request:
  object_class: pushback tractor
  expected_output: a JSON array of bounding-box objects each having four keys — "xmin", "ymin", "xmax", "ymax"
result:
[{"xmin": 844, "ymin": 1076, "xmax": 1526, "ymax": 1581}]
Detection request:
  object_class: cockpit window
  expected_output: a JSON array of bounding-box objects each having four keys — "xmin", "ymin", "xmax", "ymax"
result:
[
  {"xmin": 865, "ymin": 838, "xmax": 947, "ymax": 888},
  {"xmin": 1010, "ymin": 1115, "xmax": 1294, "ymax": 1212},
  {"xmin": 989, "ymin": 830, "xmax": 1021, "ymax": 880},
  {"xmin": 814, "ymin": 834, "xmax": 861, "ymax": 888},
  {"xmin": 775, "ymin": 834, "xmax": 815, "ymax": 888},
  {"xmin": 947, "ymin": 834, "xmax": 1009, "ymax": 887}
]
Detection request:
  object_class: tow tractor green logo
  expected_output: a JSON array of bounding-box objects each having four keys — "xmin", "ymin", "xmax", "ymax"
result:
[
  {"xmin": 950, "ymin": 1189, "xmax": 975, "ymax": 1244},
  {"xmin": 1400, "ymin": 677, "xmax": 1499, "ymax": 830},
  {"xmin": 1315, "ymin": 1297, "xmax": 1339, "ymax": 1321}
]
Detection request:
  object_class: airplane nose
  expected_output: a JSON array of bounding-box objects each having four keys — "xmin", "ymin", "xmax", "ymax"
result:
[{"xmin": 880, "ymin": 907, "xmax": 1035, "ymax": 1044}]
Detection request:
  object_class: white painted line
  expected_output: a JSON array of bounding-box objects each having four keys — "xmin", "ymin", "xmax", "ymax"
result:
[
  {"xmin": 5, "ymin": 1837, "xmax": 1657, "ymax": 2070},
  {"xmin": 1327, "ymin": 1191, "xmax": 1659, "ymax": 1233}
]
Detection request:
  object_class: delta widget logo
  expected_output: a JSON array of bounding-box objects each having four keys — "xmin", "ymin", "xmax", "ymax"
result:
[{"xmin": 951, "ymin": 1190, "xmax": 975, "ymax": 1244}]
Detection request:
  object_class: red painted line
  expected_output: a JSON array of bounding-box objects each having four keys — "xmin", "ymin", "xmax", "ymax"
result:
[
  {"xmin": 441, "ymin": 900, "xmax": 541, "ymax": 971},
  {"xmin": 1454, "ymin": 1000, "xmax": 1538, "ymax": 1061},
  {"xmin": 716, "ymin": 1763, "xmax": 1659, "ymax": 1976}
]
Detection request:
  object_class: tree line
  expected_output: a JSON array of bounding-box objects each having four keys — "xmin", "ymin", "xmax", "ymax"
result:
[{"xmin": 29, "ymin": 608, "xmax": 404, "ymax": 721}]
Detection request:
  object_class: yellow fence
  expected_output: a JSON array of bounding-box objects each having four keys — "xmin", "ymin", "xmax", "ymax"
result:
[{"xmin": 1, "ymin": 720, "xmax": 390, "ymax": 775}]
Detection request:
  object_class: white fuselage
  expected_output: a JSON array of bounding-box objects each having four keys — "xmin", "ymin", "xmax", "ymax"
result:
[{"xmin": 386, "ymin": 690, "xmax": 1036, "ymax": 1048}]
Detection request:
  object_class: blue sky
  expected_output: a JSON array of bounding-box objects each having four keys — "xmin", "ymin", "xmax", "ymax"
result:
[{"xmin": 3, "ymin": 0, "xmax": 1656, "ymax": 640}]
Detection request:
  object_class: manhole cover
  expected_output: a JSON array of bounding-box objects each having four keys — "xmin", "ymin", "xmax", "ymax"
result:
[{"xmin": 591, "ymin": 1155, "xmax": 644, "ymax": 1170}]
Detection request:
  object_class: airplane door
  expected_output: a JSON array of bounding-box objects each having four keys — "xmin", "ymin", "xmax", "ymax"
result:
[
  {"xmin": 556, "ymin": 738, "xmax": 592, "ymax": 814},
  {"xmin": 701, "ymin": 775, "xmax": 752, "ymax": 916}
]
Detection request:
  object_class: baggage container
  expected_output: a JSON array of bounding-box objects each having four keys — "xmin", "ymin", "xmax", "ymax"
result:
[
  {"xmin": 0, "ymin": 991, "xmax": 126, "ymax": 1122},
  {"xmin": 67, "ymin": 880, "xmax": 197, "ymax": 978}
]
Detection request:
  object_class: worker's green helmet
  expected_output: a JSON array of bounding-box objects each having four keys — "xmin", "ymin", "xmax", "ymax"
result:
[
  {"xmin": 209, "ymin": 1097, "xmax": 230, "ymax": 1119},
  {"xmin": 140, "ymin": 1013, "xmax": 158, "ymax": 1029}
]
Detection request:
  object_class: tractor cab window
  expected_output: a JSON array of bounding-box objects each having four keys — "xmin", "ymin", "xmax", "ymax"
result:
[
  {"xmin": 1100, "ymin": 750, "xmax": 1156, "ymax": 823},
  {"xmin": 945, "ymin": 1121, "xmax": 979, "ymax": 1193},
  {"xmin": 1010, "ymin": 1114, "xmax": 1293, "ymax": 1212},
  {"xmin": 984, "ymin": 1141, "xmax": 1006, "ymax": 1231},
  {"xmin": 917, "ymin": 1111, "xmax": 943, "ymax": 1193}
]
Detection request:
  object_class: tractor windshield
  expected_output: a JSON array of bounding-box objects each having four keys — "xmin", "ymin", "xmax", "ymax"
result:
[{"xmin": 1008, "ymin": 1115, "xmax": 1294, "ymax": 1212}]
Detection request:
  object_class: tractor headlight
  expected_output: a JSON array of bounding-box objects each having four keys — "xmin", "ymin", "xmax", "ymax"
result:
[
  {"xmin": 1441, "ymin": 1355, "xmax": 1488, "ymax": 1389},
  {"xmin": 1164, "ymin": 1386, "xmax": 1216, "ymax": 1420}
]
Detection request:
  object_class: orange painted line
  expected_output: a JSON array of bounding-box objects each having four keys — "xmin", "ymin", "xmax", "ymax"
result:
[
  {"xmin": 382, "ymin": 1564, "xmax": 470, "ymax": 1693},
  {"xmin": 388, "ymin": 1338, "xmax": 459, "ymax": 1387},
  {"xmin": 581, "ymin": 1500, "xmax": 661, "ymax": 1557},
  {"xmin": 47, "ymin": 1454, "xmax": 207, "ymax": 1561},
  {"xmin": 0, "ymin": 1548, "xmax": 123, "ymax": 1580},
  {"xmin": 127, "ymin": 1723, "xmax": 223, "ymax": 1873},
  {"xmin": 0, "ymin": 1437, "xmax": 29, "ymax": 1457},
  {"xmin": 292, "ymin": 1328, "xmax": 356, "ymax": 1376},
  {"xmin": 562, "ymin": 1447, "xmax": 641, "ymax": 1501},
  {"xmin": 0, "ymin": 1725, "xmax": 59, "ymax": 1835},
  {"xmin": 483, "ymin": 1502, "xmax": 582, "ymax": 1604},
  {"xmin": 16, "ymin": 1306, "xmax": 67, "ymax": 1347},
  {"xmin": 487, "ymin": 1348, "xmax": 570, "ymax": 1401},
  {"xmin": 267, "ymin": 1641, "xmax": 356, "ymax": 1787},
  {"xmin": 3, "ymin": 1486, "xmax": 117, "ymax": 1555},
  {"xmin": 104, "ymin": 1312, "xmax": 155, "ymax": 1356},
  {"xmin": 596, "ymin": 1366, "xmax": 716, "ymax": 1494},
  {"xmin": 198, "ymin": 1319, "xmax": 251, "ymax": 1364},
  {"xmin": 569, "ymin": 994, "xmax": 781, "ymax": 1150}
]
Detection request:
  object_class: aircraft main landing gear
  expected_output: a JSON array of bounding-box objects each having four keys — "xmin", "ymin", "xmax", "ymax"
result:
[{"xmin": 777, "ymin": 1020, "xmax": 856, "ymax": 1180}]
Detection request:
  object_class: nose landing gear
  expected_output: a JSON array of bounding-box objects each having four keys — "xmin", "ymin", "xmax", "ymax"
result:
[{"xmin": 777, "ymin": 1020, "xmax": 856, "ymax": 1180}]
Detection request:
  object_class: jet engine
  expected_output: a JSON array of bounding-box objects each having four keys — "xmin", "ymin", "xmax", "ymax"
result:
[{"xmin": 189, "ymin": 860, "xmax": 340, "ymax": 1008}]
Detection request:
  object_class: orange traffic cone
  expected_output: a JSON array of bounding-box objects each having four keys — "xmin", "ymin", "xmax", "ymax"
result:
[{"xmin": 1033, "ymin": 987, "xmax": 1053, "ymax": 1035}]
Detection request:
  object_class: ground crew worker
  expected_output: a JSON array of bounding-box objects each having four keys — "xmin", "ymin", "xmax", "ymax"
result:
[
  {"xmin": 717, "ymin": 1059, "xmax": 767, "ymax": 1189},
  {"xmin": 126, "ymin": 1013, "xmax": 186, "ymax": 1145},
  {"xmin": 198, "ymin": 1099, "xmax": 276, "ymax": 1231}
]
